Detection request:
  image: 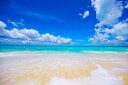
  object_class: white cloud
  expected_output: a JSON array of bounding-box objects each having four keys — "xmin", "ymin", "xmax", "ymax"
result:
[
  {"xmin": 88, "ymin": 0, "xmax": 128, "ymax": 46},
  {"xmin": 88, "ymin": 38, "xmax": 94, "ymax": 41},
  {"xmin": 0, "ymin": 21, "xmax": 6, "ymax": 28},
  {"xmin": 78, "ymin": 13, "xmax": 82, "ymax": 16},
  {"xmin": 0, "ymin": 21, "xmax": 7, "ymax": 36},
  {"xmin": 37, "ymin": 33, "xmax": 72, "ymax": 44},
  {"xmin": 8, "ymin": 21, "xmax": 18, "ymax": 27},
  {"xmin": 89, "ymin": 20, "xmax": 128, "ymax": 45},
  {"xmin": 125, "ymin": 3, "xmax": 128, "ymax": 9},
  {"xmin": 83, "ymin": 11, "xmax": 89, "ymax": 18},
  {"xmin": 20, "ymin": 28, "xmax": 40, "ymax": 39},
  {"xmin": 126, "ymin": 18, "xmax": 128, "ymax": 22},
  {"xmin": 88, "ymin": 28, "xmax": 109, "ymax": 42},
  {"xmin": 79, "ymin": 11, "xmax": 89, "ymax": 19},
  {"xmin": 91, "ymin": 0, "xmax": 123, "ymax": 26},
  {"xmin": 108, "ymin": 22, "xmax": 128, "ymax": 41},
  {"xmin": 8, "ymin": 19, "xmax": 24, "ymax": 27},
  {"xmin": 0, "ymin": 21, "xmax": 72, "ymax": 45}
]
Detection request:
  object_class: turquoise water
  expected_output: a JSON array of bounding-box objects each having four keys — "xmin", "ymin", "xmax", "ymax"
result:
[{"xmin": 0, "ymin": 45, "xmax": 128, "ymax": 53}]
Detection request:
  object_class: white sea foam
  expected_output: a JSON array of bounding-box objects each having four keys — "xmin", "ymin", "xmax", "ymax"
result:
[
  {"xmin": 45, "ymin": 58, "xmax": 124, "ymax": 85},
  {"xmin": 45, "ymin": 68, "xmax": 124, "ymax": 85}
]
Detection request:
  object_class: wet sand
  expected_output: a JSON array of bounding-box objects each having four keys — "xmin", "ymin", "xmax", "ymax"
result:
[{"xmin": 0, "ymin": 52, "xmax": 128, "ymax": 85}]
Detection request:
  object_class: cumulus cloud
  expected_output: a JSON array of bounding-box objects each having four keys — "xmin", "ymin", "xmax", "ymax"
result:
[
  {"xmin": 0, "ymin": 21, "xmax": 6, "ymax": 29},
  {"xmin": 37, "ymin": 33, "xmax": 72, "ymax": 44},
  {"xmin": 88, "ymin": 0, "xmax": 128, "ymax": 46},
  {"xmin": 89, "ymin": 20, "xmax": 128, "ymax": 45},
  {"xmin": 88, "ymin": 28, "xmax": 110, "ymax": 42},
  {"xmin": 79, "ymin": 11, "xmax": 89, "ymax": 19},
  {"xmin": 91, "ymin": 0, "xmax": 123, "ymax": 26},
  {"xmin": 0, "ymin": 21, "xmax": 72, "ymax": 45},
  {"xmin": 106, "ymin": 22, "xmax": 128, "ymax": 41}
]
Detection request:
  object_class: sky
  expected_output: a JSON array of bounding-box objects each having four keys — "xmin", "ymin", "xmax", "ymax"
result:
[{"xmin": 0, "ymin": 0, "xmax": 128, "ymax": 46}]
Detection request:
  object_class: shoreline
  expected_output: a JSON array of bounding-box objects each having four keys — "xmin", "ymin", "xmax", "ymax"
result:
[{"xmin": 0, "ymin": 50, "xmax": 128, "ymax": 54}]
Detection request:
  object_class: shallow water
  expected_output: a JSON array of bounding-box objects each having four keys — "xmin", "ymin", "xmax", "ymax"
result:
[{"xmin": 0, "ymin": 46, "xmax": 128, "ymax": 53}]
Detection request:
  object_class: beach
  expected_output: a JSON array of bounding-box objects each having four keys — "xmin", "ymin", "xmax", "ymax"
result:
[
  {"xmin": 0, "ymin": 46, "xmax": 128, "ymax": 85},
  {"xmin": 0, "ymin": 0, "xmax": 128, "ymax": 84}
]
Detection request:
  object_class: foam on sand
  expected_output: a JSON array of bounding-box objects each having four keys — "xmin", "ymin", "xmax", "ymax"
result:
[
  {"xmin": 46, "ymin": 60, "xmax": 124, "ymax": 85},
  {"xmin": 0, "ymin": 52, "xmax": 128, "ymax": 85}
]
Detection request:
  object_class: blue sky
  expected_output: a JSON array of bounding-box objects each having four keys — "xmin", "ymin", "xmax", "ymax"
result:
[{"xmin": 0, "ymin": 0, "xmax": 128, "ymax": 46}]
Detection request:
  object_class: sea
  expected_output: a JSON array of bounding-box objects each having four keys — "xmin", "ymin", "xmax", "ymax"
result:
[{"xmin": 0, "ymin": 45, "xmax": 128, "ymax": 53}]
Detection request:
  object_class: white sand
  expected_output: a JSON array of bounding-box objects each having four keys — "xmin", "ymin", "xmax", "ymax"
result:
[{"xmin": 0, "ymin": 52, "xmax": 128, "ymax": 85}]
